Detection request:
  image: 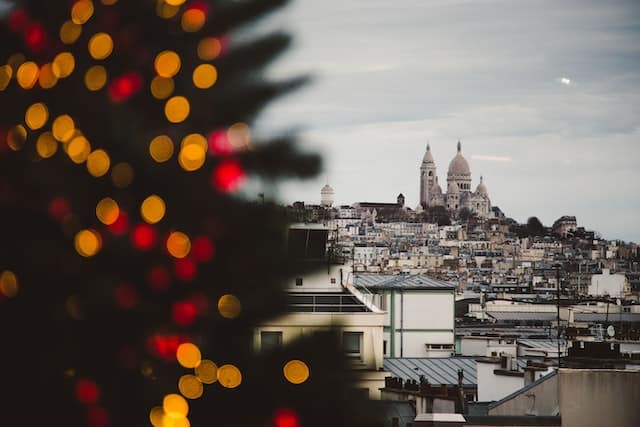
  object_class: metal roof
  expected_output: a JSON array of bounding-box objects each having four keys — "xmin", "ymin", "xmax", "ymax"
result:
[
  {"xmin": 487, "ymin": 312, "xmax": 557, "ymax": 322},
  {"xmin": 574, "ymin": 313, "xmax": 640, "ymax": 323},
  {"xmin": 355, "ymin": 274, "xmax": 456, "ymax": 290},
  {"xmin": 518, "ymin": 339, "xmax": 567, "ymax": 352},
  {"xmin": 383, "ymin": 357, "xmax": 477, "ymax": 386}
]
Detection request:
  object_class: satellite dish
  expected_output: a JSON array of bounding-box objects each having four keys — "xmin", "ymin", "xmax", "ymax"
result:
[{"xmin": 607, "ymin": 325, "xmax": 615, "ymax": 337}]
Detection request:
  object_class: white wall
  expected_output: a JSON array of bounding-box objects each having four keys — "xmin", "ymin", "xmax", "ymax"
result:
[
  {"xmin": 393, "ymin": 292, "xmax": 453, "ymax": 330},
  {"xmin": 589, "ymin": 269, "xmax": 629, "ymax": 298},
  {"xmin": 477, "ymin": 361, "xmax": 524, "ymax": 402}
]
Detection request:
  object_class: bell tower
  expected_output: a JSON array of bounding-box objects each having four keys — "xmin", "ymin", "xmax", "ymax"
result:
[{"xmin": 420, "ymin": 143, "xmax": 437, "ymax": 208}]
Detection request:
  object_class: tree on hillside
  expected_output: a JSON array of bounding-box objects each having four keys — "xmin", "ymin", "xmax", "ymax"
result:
[
  {"xmin": 526, "ymin": 216, "xmax": 546, "ymax": 237},
  {"xmin": 0, "ymin": 1, "xmax": 379, "ymax": 426}
]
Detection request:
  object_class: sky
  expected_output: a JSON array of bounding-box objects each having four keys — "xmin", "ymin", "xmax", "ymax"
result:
[{"xmin": 251, "ymin": 0, "xmax": 640, "ymax": 243}]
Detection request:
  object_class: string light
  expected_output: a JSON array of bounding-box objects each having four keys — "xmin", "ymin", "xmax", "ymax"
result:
[
  {"xmin": 86, "ymin": 149, "xmax": 111, "ymax": 177},
  {"xmin": 181, "ymin": 8, "xmax": 205, "ymax": 33},
  {"xmin": 165, "ymin": 96, "xmax": 190, "ymax": 123},
  {"xmin": 194, "ymin": 360, "xmax": 217, "ymax": 384},
  {"xmin": 218, "ymin": 294, "xmax": 241, "ymax": 319},
  {"xmin": 74, "ymin": 229, "xmax": 102, "ymax": 257},
  {"xmin": 178, "ymin": 144, "xmax": 205, "ymax": 171},
  {"xmin": 154, "ymin": 51, "xmax": 181, "ymax": 78},
  {"xmin": 52, "ymin": 52, "xmax": 75, "ymax": 78},
  {"xmin": 16, "ymin": 61, "xmax": 39, "ymax": 89},
  {"xmin": 166, "ymin": 232, "xmax": 191, "ymax": 259},
  {"xmin": 38, "ymin": 63, "xmax": 58, "ymax": 89},
  {"xmin": 150, "ymin": 76, "xmax": 174, "ymax": 99},
  {"xmin": 0, "ymin": 270, "xmax": 19, "ymax": 298},
  {"xmin": 162, "ymin": 394, "xmax": 189, "ymax": 419},
  {"xmin": 176, "ymin": 343, "xmax": 201, "ymax": 368},
  {"xmin": 52, "ymin": 115, "xmax": 75, "ymax": 142},
  {"xmin": 7, "ymin": 125, "xmax": 27, "ymax": 151},
  {"xmin": 217, "ymin": 364, "xmax": 242, "ymax": 389},
  {"xmin": 197, "ymin": 37, "xmax": 221, "ymax": 61},
  {"xmin": 96, "ymin": 197, "xmax": 120, "ymax": 225},
  {"xmin": 111, "ymin": 162, "xmax": 134, "ymax": 188},
  {"xmin": 178, "ymin": 375, "xmax": 203, "ymax": 399},
  {"xmin": 283, "ymin": 360, "xmax": 310, "ymax": 384},
  {"xmin": 0, "ymin": 65, "xmax": 11, "ymax": 91},
  {"xmin": 71, "ymin": 1, "xmax": 95, "ymax": 25},
  {"xmin": 192, "ymin": 64, "xmax": 217, "ymax": 89},
  {"xmin": 67, "ymin": 135, "xmax": 91, "ymax": 164},
  {"xmin": 60, "ymin": 20, "xmax": 82, "ymax": 44}
]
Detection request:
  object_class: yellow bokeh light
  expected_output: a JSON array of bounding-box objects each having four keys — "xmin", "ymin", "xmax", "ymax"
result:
[
  {"xmin": 181, "ymin": 133, "xmax": 207, "ymax": 151},
  {"xmin": 86, "ymin": 149, "xmax": 111, "ymax": 177},
  {"xmin": 0, "ymin": 65, "xmax": 12, "ymax": 91},
  {"xmin": 0, "ymin": 270, "xmax": 19, "ymax": 298},
  {"xmin": 178, "ymin": 375, "xmax": 203, "ymax": 400},
  {"xmin": 36, "ymin": 132, "xmax": 58, "ymax": 158},
  {"xmin": 283, "ymin": 360, "xmax": 310, "ymax": 385},
  {"xmin": 149, "ymin": 135, "xmax": 174, "ymax": 162},
  {"xmin": 38, "ymin": 63, "xmax": 58, "ymax": 89},
  {"xmin": 156, "ymin": 1, "xmax": 180, "ymax": 19},
  {"xmin": 194, "ymin": 359, "xmax": 217, "ymax": 384},
  {"xmin": 140, "ymin": 195, "xmax": 166, "ymax": 224},
  {"xmin": 88, "ymin": 33, "xmax": 114, "ymax": 60},
  {"xmin": 16, "ymin": 61, "xmax": 39, "ymax": 89},
  {"xmin": 85, "ymin": 65, "xmax": 107, "ymax": 91},
  {"xmin": 176, "ymin": 343, "xmax": 201, "ymax": 368},
  {"xmin": 163, "ymin": 394, "xmax": 188, "ymax": 419},
  {"xmin": 96, "ymin": 197, "xmax": 119, "ymax": 225},
  {"xmin": 25, "ymin": 103, "xmax": 49, "ymax": 130},
  {"xmin": 111, "ymin": 162, "xmax": 134, "ymax": 188},
  {"xmin": 197, "ymin": 37, "xmax": 222, "ymax": 61},
  {"xmin": 7, "ymin": 125, "xmax": 27, "ymax": 151},
  {"xmin": 74, "ymin": 229, "xmax": 102, "ymax": 257},
  {"xmin": 181, "ymin": 9, "xmax": 205, "ymax": 33},
  {"xmin": 172, "ymin": 417, "xmax": 191, "ymax": 427},
  {"xmin": 165, "ymin": 96, "xmax": 190, "ymax": 123},
  {"xmin": 67, "ymin": 136, "xmax": 91, "ymax": 164},
  {"xmin": 52, "ymin": 115, "xmax": 76, "ymax": 142},
  {"xmin": 52, "ymin": 52, "xmax": 75, "ymax": 78},
  {"xmin": 166, "ymin": 232, "xmax": 191, "ymax": 259},
  {"xmin": 155, "ymin": 51, "xmax": 181, "ymax": 78},
  {"xmin": 149, "ymin": 406, "xmax": 165, "ymax": 427},
  {"xmin": 218, "ymin": 294, "xmax": 242, "ymax": 319},
  {"xmin": 165, "ymin": 0, "xmax": 186, "ymax": 6},
  {"xmin": 150, "ymin": 76, "xmax": 174, "ymax": 99},
  {"xmin": 192, "ymin": 64, "xmax": 217, "ymax": 89},
  {"xmin": 178, "ymin": 145, "xmax": 205, "ymax": 172},
  {"xmin": 71, "ymin": 0, "xmax": 94, "ymax": 25},
  {"xmin": 60, "ymin": 20, "xmax": 82, "ymax": 44},
  {"xmin": 217, "ymin": 364, "xmax": 242, "ymax": 389}
]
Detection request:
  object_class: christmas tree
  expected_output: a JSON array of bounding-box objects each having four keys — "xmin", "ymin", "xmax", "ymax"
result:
[{"xmin": 0, "ymin": 1, "xmax": 382, "ymax": 426}]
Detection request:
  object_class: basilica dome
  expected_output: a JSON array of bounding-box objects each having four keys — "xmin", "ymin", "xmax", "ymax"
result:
[
  {"xmin": 475, "ymin": 176, "xmax": 488, "ymax": 196},
  {"xmin": 422, "ymin": 143, "xmax": 434, "ymax": 164},
  {"xmin": 447, "ymin": 141, "xmax": 471, "ymax": 176}
]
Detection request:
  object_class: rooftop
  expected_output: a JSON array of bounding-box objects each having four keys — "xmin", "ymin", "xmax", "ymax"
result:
[{"xmin": 355, "ymin": 273, "xmax": 456, "ymax": 290}]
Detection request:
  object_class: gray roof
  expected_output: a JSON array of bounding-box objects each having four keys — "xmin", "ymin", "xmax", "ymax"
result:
[
  {"xmin": 355, "ymin": 274, "xmax": 456, "ymax": 290},
  {"xmin": 574, "ymin": 312, "xmax": 640, "ymax": 323},
  {"xmin": 384, "ymin": 357, "xmax": 477, "ymax": 386},
  {"xmin": 487, "ymin": 312, "xmax": 557, "ymax": 322},
  {"xmin": 518, "ymin": 339, "xmax": 567, "ymax": 352}
]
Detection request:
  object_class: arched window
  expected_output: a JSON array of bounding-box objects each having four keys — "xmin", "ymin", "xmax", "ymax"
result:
[{"xmin": 428, "ymin": 171, "xmax": 433, "ymax": 176}]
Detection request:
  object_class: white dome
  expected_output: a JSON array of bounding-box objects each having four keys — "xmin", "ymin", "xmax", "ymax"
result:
[
  {"xmin": 447, "ymin": 181, "xmax": 459, "ymax": 194},
  {"xmin": 320, "ymin": 184, "xmax": 334, "ymax": 207},
  {"xmin": 422, "ymin": 143, "xmax": 434, "ymax": 164},
  {"xmin": 475, "ymin": 176, "xmax": 488, "ymax": 196},
  {"xmin": 447, "ymin": 141, "xmax": 471, "ymax": 176}
]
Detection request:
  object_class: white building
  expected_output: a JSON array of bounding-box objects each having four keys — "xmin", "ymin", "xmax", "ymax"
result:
[
  {"xmin": 589, "ymin": 268, "xmax": 630, "ymax": 298},
  {"xmin": 354, "ymin": 274, "xmax": 456, "ymax": 358}
]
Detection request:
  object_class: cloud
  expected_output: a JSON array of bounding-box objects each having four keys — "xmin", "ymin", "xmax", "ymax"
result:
[
  {"xmin": 471, "ymin": 155, "xmax": 513, "ymax": 162},
  {"xmin": 557, "ymin": 77, "xmax": 572, "ymax": 85}
]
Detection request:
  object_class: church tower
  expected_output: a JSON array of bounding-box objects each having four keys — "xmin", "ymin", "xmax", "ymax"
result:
[{"xmin": 419, "ymin": 143, "xmax": 437, "ymax": 208}]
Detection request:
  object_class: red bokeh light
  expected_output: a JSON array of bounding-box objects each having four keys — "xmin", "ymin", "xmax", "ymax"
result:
[
  {"xmin": 147, "ymin": 265, "xmax": 171, "ymax": 292},
  {"xmin": 48, "ymin": 197, "xmax": 71, "ymax": 222},
  {"xmin": 108, "ymin": 211, "xmax": 129, "ymax": 236},
  {"xmin": 85, "ymin": 405, "xmax": 109, "ymax": 427},
  {"xmin": 208, "ymin": 130, "xmax": 232, "ymax": 155},
  {"xmin": 192, "ymin": 236, "xmax": 215, "ymax": 262},
  {"xmin": 172, "ymin": 300, "xmax": 198, "ymax": 326},
  {"xmin": 114, "ymin": 284, "xmax": 138, "ymax": 310},
  {"xmin": 189, "ymin": 292, "xmax": 210, "ymax": 315},
  {"xmin": 131, "ymin": 224, "xmax": 157, "ymax": 251},
  {"xmin": 174, "ymin": 258, "xmax": 197, "ymax": 282},
  {"xmin": 108, "ymin": 72, "xmax": 143, "ymax": 103},
  {"xmin": 212, "ymin": 159, "xmax": 246, "ymax": 192},
  {"xmin": 273, "ymin": 408, "xmax": 300, "ymax": 427},
  {"xmin": 24, "ymin": 22, "xmax": 47, "ymax": 53},
  {"xmin": 189, "ymin": 1, "xmax": 210, "ymax": 14},
  {"xmin": 147, "ymin": 334, "xmax": 190, "ymax": 360},
  {"xmin": 75, "ymin": 378, "xmax": 100, "ymax": 405},
  {"xmin": 8, "ymin": 9, "xmax": 28, "ymax": 33}
]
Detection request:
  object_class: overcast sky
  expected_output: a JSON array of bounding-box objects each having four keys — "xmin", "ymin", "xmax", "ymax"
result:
[{"xmin": 251, "ymin": 0, "xmax": 640, "ymax": 243}]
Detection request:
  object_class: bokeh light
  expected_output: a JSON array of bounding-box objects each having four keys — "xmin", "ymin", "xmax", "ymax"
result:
[
  {"xmin": 212, "ymin": 159, "xmax": 246, "ymax": 192},
  {"xmin": 283, "ymin": 360, "xmax": 310, "ymax": 385},
  {"xmin": 71, "ymin": 0, "xmax": 95, "ymax": 25},
  {"xmin": 178, "ymin": 375, "xmax": 203, "ymax": 399},
  {"xmin": 156, "ymin": 1, "xmax": 180, "ymax": 19},
  {"xmin": 36, "ymin": 132, "xmax": 58, "ymax": 158},
  {"xmin": 67, "ymin": 135, "xmax": 91, "ymax": 164},
  {"xmin": 217, "ymin": 364, "xmax": 242, "ymax": 389},
  {"xmin": 154, "ymin": 51, "xmax": 181, "ymax": 78},
  {"xmin": 85, "ymin": 65, "xmax": 107, "ymax": 91},
  {"xmin": 25, "ymin": 102, "xmax": 49, "ymax": 130},
  {"xmin": 114, "ymin": 284, "xmax": 138, "ymax": 309},
  {"xmin": 227, "ymin": 122, "xmax": 251, "ymax": 149},
  {"xmin": 176, "ymin": 343, "xmax": 201, "ymax": 368},
  {"xmin": 273, "ymin": 408, "xmax": 300, "ymax": 427},
  {"xmin": 173, "ymin": 300, "xmax": 198, "ymax": 325},
  {"xmin": 0, "ymin": 270, "xmax": 19, "ymax": 298},
  {"xmin": 192, "ymin": 236, "xmax": 214, "ymax": 262},
  {"xmin": 181, "ymin": 133, "xmax": 207, "ymax": 151},
  {"xmin": 165, "ymin": 96, "xmax": 190, "ymax": 123},
  {"xmin": 38, "ymin": 63, "xmax": 58, "ymax": 89},
  {"xmin": 7, "ymin": 125, "xmax": 27, "ymax": 151},
  {"xmin": 181, "ymin": 9, "xmax": 205, "ymax": 33},
  {"xmin": 148, "ymin": 265, "xmax": 171, "ymax": 292},
  {"xmin": 16, "ymin": 61, "xmax": 39, "ymax": 89},
  {"xmin": 88, "ymin": 33, "xmax": 114, "ymax": 60},
  {"xmin": 108, "ymin": 72, "xmax": 143, "ymax": 103},
  {"xmin": 0, "ymin": 65, "xmax": 12, "ymax": 91},
  {"xmin": 108, "ymin": 211, "xmax": 129, "ymax": 236},
  {"xmin": 195, "ymin": 359, "xmax": 217, "ymax": 384},
  {"xmin": 48, "ymin": 197, "xmax": 71, "ymax": 222},
  {"xmin": 60, "ymin": 20, "xmax": 82, "ymax": 44},
  {"xmin": 111, "ymin": 162, "xmax": 134, "ymax": 188},
  {"xmin": 149, "ymin": 135, "xmax": 174, "ymax": 162},
  {"xmin": 85, "ymin": 406, "xmax": 109, "ymax": 427},
  {"xmin": 178, "ymin": 144, "xmax": 205, "ymax": 172},
  {"xmin": 86, "ymin": 149, "xmax": 111, "ymax": 177},
  {"xmin": 197, "ymin": 37, "xmax": 222, "ymax": 61},
  {"xmin": 192, "ymin": 64, "xmax": 217, "ymax": 89},
  {"xmin": 165, "ymin": 0, "xmax": 187, "ymax": 6},
  {"xmin": 163, "ymin": 394, "xmax": 189, "ymax": 419},
  {"xmin": 174, "ymin": 258, "xmax": 197, "ymax": 282},
  {"xmin": 150, "ymin": 76, "xmax": 174, "ymax": 99},
  {"xmin": 75, "ymin": 229, "xmax": 102, "ymax": 257},
  {"xmin": 52, "ymin": 115, "xmax": 75, "ymax": 142},
  {"xmin": 149, "ymin": 406, "xmax": 164, "ymax": 427},
  {"xmin": 141, "ymin": 195, "xmax": 166, "ymax": 224},
  {"xmin": 131, "ymin": 224, "xmax": 157, "ymax": 251},
  {"xmin": 75, "ymin": 378, "xmax": 100, "ymax": 404},
  {"xmin": 218, "ymin": 294, "xmax": 241, "ymax": 319},
  {"xmin": 96, "ymin": 197, "xmax": 120, "ymax": 225},
  {"xmin": 52, "ymin": 52, "xmax": 75, "ymax": 78},
  {"xmin": 166, "ymin": 232, "xmax": 191, "ymax": 258}
]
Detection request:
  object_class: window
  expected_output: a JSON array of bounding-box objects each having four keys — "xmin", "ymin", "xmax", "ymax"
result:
[
  {"xmin": 343, "ymin": 332, "xmax": 363, "ymax": 358},
  {"xmin": 261, "ymin": 331, "xmax": 282, "ymax": 352},
  {"xmin": 330, "ymin": 278, "xmax": 336, "ymax": 284},
  {"xmin": 383, "ymin": 340, "xmax": 387, "ymax": 355},
  {"xmin": 295, "ymin": 277, "xmax": 303, "ymax": 287}
]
